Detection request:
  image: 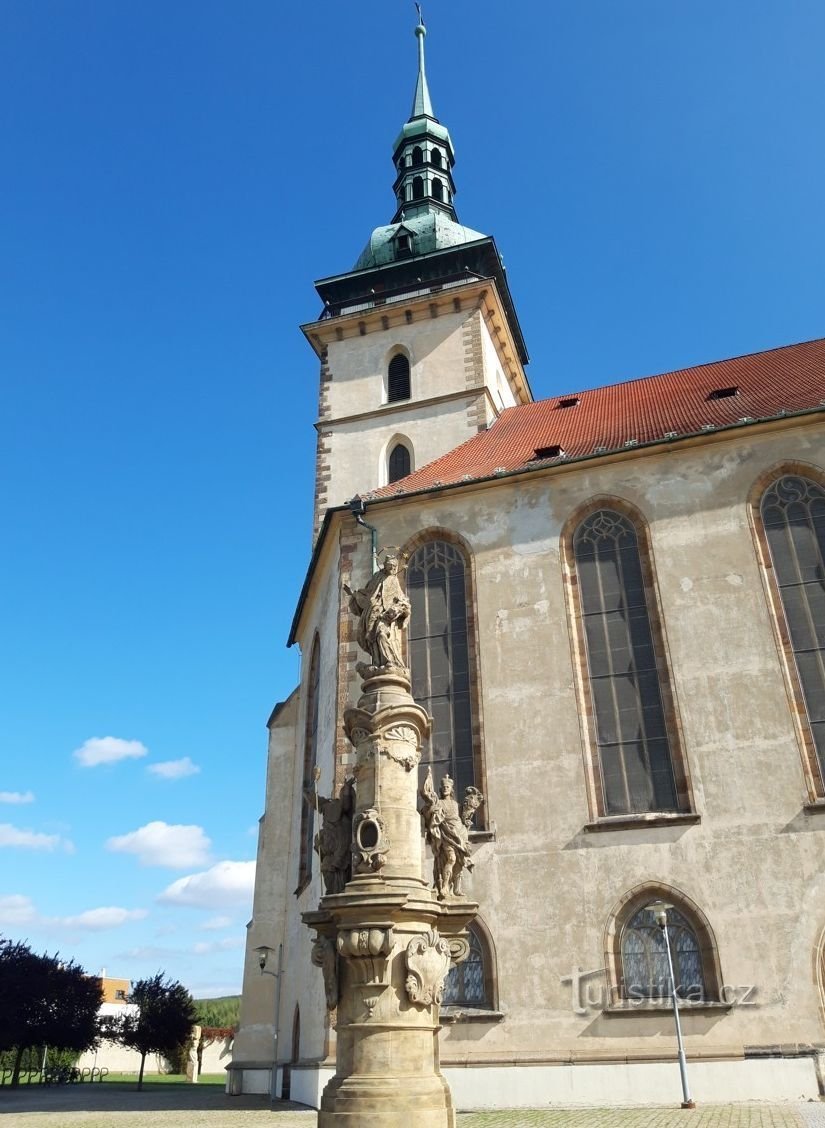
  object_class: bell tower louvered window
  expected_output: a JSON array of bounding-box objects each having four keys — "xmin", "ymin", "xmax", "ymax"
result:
[
  {"xmin": 761, "ymin": 474, "xmax": 825, "ymax": 780},
  {"xmin": 387, "ymin": 353, "xmax": 411, "ymax": 402},
  {"xmin": 407, "ymin": 540, "xmax": 476, "ymax": 796},
  {"xmin": 388, "ymin": 443, "xmax": 411, "ymax": 483},
  {"xmin": 573, "ymin": 510, "xmax": 678, "ymax": 815}
]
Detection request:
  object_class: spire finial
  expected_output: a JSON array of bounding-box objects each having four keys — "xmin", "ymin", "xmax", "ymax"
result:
[{"xmin": 410, "ymin": 4, "xmax": 434, "ymax": 119}]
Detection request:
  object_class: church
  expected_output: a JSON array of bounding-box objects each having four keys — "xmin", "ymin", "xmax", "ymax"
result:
[{"xmin": 228, "ymin": 13, "xmax": 825, "ymax": 1110}]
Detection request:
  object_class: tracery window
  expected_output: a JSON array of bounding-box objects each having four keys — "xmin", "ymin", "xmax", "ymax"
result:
[
  {"xmin": 387, "ymin": 353, "xmax": 411, "ymax": 402},
  {"xmin": 621, "ymin": 905, "xmax": 705, "ymax": 1001},
  {"xmin": 572, "ymin": 509, "xmax": 679, "ymax": 815},
  {"xmin": 297, "ymin": 638, "xmax": 320, "ymax": 889},
  {"xmin": 442, "ymin": 926, "xmax": 487, "ymax": 1008},
  {"xmin": 760, "ymin": 474, "xmax": 825, "ymax": 781},
  {"xmin": 388, "ymin": 442, "xmax": 411, "ymax": 483},
  {"xmin": 407, "ymin": 540, "xmax": 475, "ymax": 795}
]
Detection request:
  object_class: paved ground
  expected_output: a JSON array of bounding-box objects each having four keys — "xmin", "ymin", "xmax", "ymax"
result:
[{"xmin": 0, "ymin": 1084, "xmax": 824, "ymax": 1127}]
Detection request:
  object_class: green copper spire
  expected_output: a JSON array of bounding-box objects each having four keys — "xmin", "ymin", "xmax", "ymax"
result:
[
  {"xmin": 352, "ymin": 8, "xmax": 491, "ymax": 270},
  {"xmin": 411, "ymin": 5, "xmax": 434, "ymax": 119}
]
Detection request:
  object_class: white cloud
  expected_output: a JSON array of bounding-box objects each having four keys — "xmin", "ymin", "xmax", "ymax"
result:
[
  {"xmin": 0, "ymin": 823, "xmax": 72, "ymax": 852},
  {"xmin": 106, "ymin": 821, "xmax": 211, "ymax": 868},
  {"xmin": 199, "ymin": 915, "xmax": 232, "ymax": 931},
  {"xmin": 0, "ymin": 894, "xmax": 37, "ymax": 925},
  {"xmin": 192, "ymin": 937, "xmax": 243, "ymax": 955},
  {"xmin": 147, "ymin": 757, "xmax": 200, "ymax": 781},
  {"xmin": 73, "ymin": 736, "xmax": 148, "ymax": 768},
  {"xmin": 0, "ymin": 896, "xmax": 146, "ymax": 932},
  {"xmin": 158, "ymin": 860, "xmax": 256, "ymax": 910},
  {"xmin": 60, "ymin": 907, "xmax": 148, "ymax": 931},
  {"xmin": 0, "ymin": 790, "xmax": 35, "ymax": 805}
]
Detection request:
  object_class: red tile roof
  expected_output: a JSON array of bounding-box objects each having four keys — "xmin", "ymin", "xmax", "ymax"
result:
[{"xmin": 365, "ymin": 337, "xmax": 825, "ymax": 499}]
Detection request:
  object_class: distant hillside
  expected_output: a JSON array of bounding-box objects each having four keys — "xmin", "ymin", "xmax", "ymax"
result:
[{"xmin": 194, "ymin": 995, "xmax": 241, "ymax": 1027}]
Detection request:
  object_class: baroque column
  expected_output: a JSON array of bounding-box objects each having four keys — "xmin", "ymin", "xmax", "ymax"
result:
[{"xmin": 303, "ymin": 549, "xmax": 481, "ymax": 1128}]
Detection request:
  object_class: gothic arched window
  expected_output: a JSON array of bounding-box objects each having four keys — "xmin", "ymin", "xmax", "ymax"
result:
[
  {"xmin": 387, "ymin": 353, "xmax": 411, "ymax": 402},
  {"xmin": 296, "ymin": 638, "xmax": 320, "ymax": 890},
  {"xmin": 407, "ymin": 540, "xmax": 476, "ymax": 795},
  {"xmin": 388, "ymin": 442, "xmax": 411, "ymax": 483},
  {"xmin": 432, "ymin": 177, "xmax": 444, "ymax": 201},
  {"xmin": 571, "ymin": 508, "xmax": 680, "ymax": 816},
  {"xmin": 621, "ymin": 905, "xmax": 705, "ymax": 1001},
  {"xmin": 760, "ymin": 474, "xmax": 825, "ymax": 783},
  {"xmin": 412, "ymin": 176, "xmax": 424, "ymax": 200},
  {"xmin": 442, "ymin": 926, "xmax": 488, "ymax": 1009}
]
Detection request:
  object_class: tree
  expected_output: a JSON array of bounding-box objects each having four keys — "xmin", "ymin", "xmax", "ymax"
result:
[
  {"xmin": 0, "ymin": 938, "xmax": 103, "ymax": 1087},
  {"xmin": 193, "ymin": 995, "xmax": 240, "ymax": 1027},
  {"xmin": 118, "ymin": 973, "xmax": 197, "ymax": 1089}
]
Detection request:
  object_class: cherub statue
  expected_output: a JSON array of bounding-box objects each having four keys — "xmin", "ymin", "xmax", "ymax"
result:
[
  {"xmin": 419, "ymin": 767, "xmax": 484, "ymax": 899},
  {"xmin": 343, "ymin": 550, "xmax": 411, "ymax": 675},
  {"xmin": 304, "ymin": 777, "xmax": 355, "ymax": 895}
]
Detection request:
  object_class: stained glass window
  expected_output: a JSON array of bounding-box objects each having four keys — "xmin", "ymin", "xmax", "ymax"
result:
[
  {"xmin": 442, "ymin": 926, "xmax": 487, "ymax": 1007},
  {"xmin": 407, "ymin": 540, "xmax": 475, "ymax": 796},
  {"xmin": 573, "ymin": 509, "xmax": 678, "ymax": 815},
  {"xmin": 298, "ymin": 639, "xmax": 320, "ymax": 886},
  {"xmin": 761, "ymin": 475, "xmax": 825, "ymax": 779},
  {"xmin": 622, "ymin": 905, "xmax": 705, "ymax": 1001}
]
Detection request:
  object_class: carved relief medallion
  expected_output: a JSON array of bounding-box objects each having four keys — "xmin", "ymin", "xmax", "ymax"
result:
[{"xmin": 404, "ymin": 928, "xmax": 452, "ymax": 1007}]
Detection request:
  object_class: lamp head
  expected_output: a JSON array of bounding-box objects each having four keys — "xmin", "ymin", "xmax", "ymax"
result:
[
  {"xmin": 253, "ymin": 945, "xmax": 272, "ymax": 971},
  {"xmin": 647, "ymin": 899, "xmax": 673, "ymax": 929}
]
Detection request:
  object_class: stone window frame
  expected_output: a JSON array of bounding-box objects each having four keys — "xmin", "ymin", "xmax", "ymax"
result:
[
  {"xmin": 440, "ymin": 916, "xmax": 503, "ymax": 1024},
  {"xmin": 748, "ymin": 460, "xmax": 825, "ymax": 803},
  {"xmin": 295, "ymin": 634, "xmax": 321, "ymax": 895},
  {"xmin": 382, "ymin": 433, "xmax": 415, "ymax": 487},
  {"xmin": 603, "ymin": 882, "xmax": 724, "ymax": 1010},
  {"xmin": 560, "ymin": 496, "xmax": 695, "ymax": 825},
  {"xmin": 399, "ymin": 526, "xmax": 491, "ymax": 835}
]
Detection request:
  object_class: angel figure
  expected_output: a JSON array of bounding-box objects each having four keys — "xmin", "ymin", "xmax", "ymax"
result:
[
  {"xmin": 419, "ymin": 766, "xmax": 484, "ymax": 899},
  {"xmin": 344, "ymin": 551, "xmax": 411, "ymax": 672}
]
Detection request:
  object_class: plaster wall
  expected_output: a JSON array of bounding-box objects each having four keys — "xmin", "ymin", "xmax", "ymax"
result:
[
  {"xmin": 319, "ymin": 307, "xmax": 518, "ymax": 506},
  {"xmin": 324, "ymin": 309, "xmax": 472, "ymax": 419},
  {"xmin": 232, "ymin": 689, "xmax": 300, "ymax": 1069},
  {"xmin": 235, "ymin": 416, "xmax": 825, "ymax": 1101},
  {"xmin": 362, "ymin": 420, "xmax": 825, "ymax": 1067},
  {"xmin": 282, "ymin": 1057, "xmax": 820, "ymax": 1109}
]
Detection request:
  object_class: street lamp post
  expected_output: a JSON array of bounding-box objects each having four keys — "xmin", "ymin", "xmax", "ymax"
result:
[
  {"xmin": 253, "ymin": 943, "xmax": 283, "ymax": 1103},
  {"xmin": 649, "ymin": 900, "xmax": 695, "ymax": 1110}
]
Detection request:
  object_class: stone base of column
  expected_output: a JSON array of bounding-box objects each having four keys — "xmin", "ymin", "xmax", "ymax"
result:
[{"xmin": 319, "ymin": 1072, "xmax": 456, "ymax": 1128}]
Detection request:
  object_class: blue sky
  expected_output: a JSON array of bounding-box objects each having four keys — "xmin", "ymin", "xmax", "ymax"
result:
[{"xmin": 1, "ymin": 1, "xmax": 823, "ymax": 998}]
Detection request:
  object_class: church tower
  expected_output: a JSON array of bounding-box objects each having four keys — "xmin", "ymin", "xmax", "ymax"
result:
[{"xmin": 303, "ymin": 12, "xmax": 531, "ymax": 536}]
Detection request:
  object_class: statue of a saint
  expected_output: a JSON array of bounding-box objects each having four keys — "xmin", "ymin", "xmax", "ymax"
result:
[
  {"xmin": 419, "ymin": 767, "xmax": 484, "ymax": 900},
  {"xmin": 344, "ymin": 551, "xmax": 411, "ymax": 674},
  {"xmin": 304, "ymin": 777, "xmax": 355, "ymax": 895}
]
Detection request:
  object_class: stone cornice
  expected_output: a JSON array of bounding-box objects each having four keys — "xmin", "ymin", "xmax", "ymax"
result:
[
  {"xmin": 313, "ymin": 384, "xmax": 495, "ymax": 431},
  {"xmin": 301, "ymin": 276, "xmax": 531, "ymax": 407}
]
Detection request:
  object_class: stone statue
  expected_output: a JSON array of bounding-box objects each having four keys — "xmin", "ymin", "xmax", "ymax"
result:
[
  {"xmin": 344, "ymin": 550, "xmax": 411, "ymax": 675},
  {"xmin": 419, "ymin": 767, "xmax": 484, "ymax": 900},
  {"xmin": 304, "ymin": 777, "xmax": 355, "ymax": 895}
]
